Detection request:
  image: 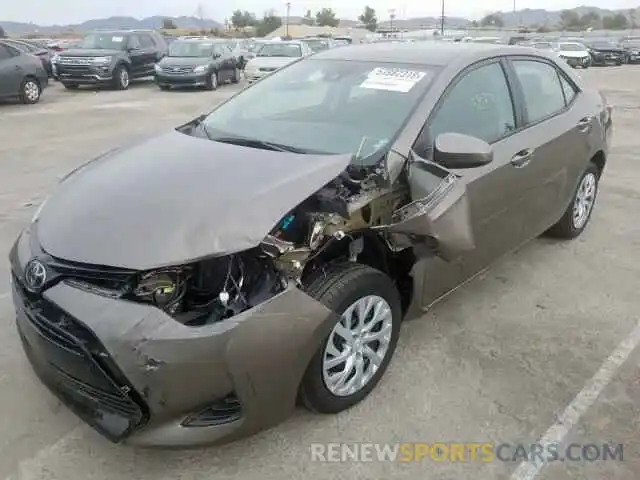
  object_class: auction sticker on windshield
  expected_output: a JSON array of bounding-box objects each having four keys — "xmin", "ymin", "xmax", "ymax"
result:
[
  {"xmin": 360, "ymin": 67, "xmax": 427, "ymax": 93},
  {"xmin": 112, "ymin": 36, "xmax": 124, "ymax": 42}
]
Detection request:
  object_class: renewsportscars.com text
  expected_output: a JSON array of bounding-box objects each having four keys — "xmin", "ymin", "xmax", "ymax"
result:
[{"xmin": 310, "ymin": 442, "xmax": 624, "ymax": 463}]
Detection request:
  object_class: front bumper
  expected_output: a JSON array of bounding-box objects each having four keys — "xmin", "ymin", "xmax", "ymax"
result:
[
  {"xmin": 590, "ymin": 53, "xmax": 625, "ymax": 65},
  {"xmin": 55, "ymin": 64, "xmax": 114, "ymax": 84},
  {"xmin": 154, "ymin": 72, "xmax": 208, "ymax": 88},
  {"xmin": 560, "ymin": 55, "xmax": 590, "ymax": 67},
  {"xmin": 10, "ymin": 229, "xmax": 337, "ymax": 447},
  {"xmin": 244, "ymin": 70, "xmax": 272, "ymax": 84}
]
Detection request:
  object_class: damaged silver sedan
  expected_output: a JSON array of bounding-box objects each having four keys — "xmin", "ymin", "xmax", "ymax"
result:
[{"xmin": 9, "ymin": 42, "xmax": 612, "ymax": 447}]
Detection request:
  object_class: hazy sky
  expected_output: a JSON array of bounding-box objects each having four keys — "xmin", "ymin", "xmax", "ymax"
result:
[{"xmin": 4, "ymin": 0, "xmax": 640, "ymax": 25}]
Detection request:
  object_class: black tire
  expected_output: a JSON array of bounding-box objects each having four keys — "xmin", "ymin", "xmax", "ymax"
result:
[
  {"xmin": 546, "ymin": 163, "xmax": 600, "ymax": 239},
  {"xmin": 62, "ymin": 83, "xmax": 78, "ymax": 89},
  {"xmin": 299, "ymin": 263, "xmax": 402, "ymax": 414},
  {"xmin": 231, "ymin": 67, "xmax": 241, "ymax": 84},
  {"xmin": 205, "ymin": 70, "xmax": 219, "ymax": 90},
  {"xmin": 113, "ymin": 64, "xmax": 130, "ymax": 90},
  {"xmin": 158, "ymin": 85, "xmax": 170, "ymax": 91},
  {"xmin": 20, "ymin": 77, "xmax": 41, "ymax": 104}
]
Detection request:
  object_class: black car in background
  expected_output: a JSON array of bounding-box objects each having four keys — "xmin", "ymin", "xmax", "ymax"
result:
[
  {"xmin": 585, "ymin": 40, "xmax": 626, "ymax": 65},
  {"xmin": 1, "ymin": 39, "xmax": 53, "ymax": 77},
  {"xmin": 618, "ymin": 37, "xmax": 640, "ymax": 64},
  {"xmin": 53, "ymin": 30, "xmax": 167, "ymax": 90},
  {"xmin": 154, "ymin": 38, "xmax": 240, "ymax": 90},
  {"xmin": 0, "ymin": 42, "xmax": 49, "ymax": 104}
]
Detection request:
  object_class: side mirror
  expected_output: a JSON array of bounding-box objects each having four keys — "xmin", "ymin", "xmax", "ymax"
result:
[{"xmin": 433, "ymin": 133, "xmax": 493, "ymax": 169}]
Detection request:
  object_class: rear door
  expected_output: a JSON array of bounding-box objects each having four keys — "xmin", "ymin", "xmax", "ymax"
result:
[
  {"xmin": 136, "ymin": 33, "xmax": 158, "ymax": 76},
  {"xmin": 0, "ymin": 44, "xmax": 23, "ymax": 97},
  {"xmin": 386, "ymin": 60, "xmax": 535, "ymax": 305},
  {"xmin": 506, "ymin": 57, "xmax": 592, "ymax": 240}
]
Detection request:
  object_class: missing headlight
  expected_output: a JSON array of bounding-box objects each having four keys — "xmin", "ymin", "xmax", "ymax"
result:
[{"xmin": 131, "ymin": 251, "xmax": 286, "ymax": 326}]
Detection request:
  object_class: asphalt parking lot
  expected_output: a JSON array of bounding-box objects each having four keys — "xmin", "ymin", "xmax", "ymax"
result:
[{"xmin": 0, "ymin": 67, "xmax": 639, "ymax": 480}]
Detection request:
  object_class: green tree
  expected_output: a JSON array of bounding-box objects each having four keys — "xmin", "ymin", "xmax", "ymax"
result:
[
  {"xmin": 161, "ymin": 18, "xmax": 177, "ymax": 29},
  {"xmin": 358, "ymin": 6, "xmax": 377, "ymax": 32},
  {"xmin": 255, "ymin": 10, "xmax": 282, "ymax": 37},
  {"xmin": 315, "ymin": 8, "xmax": 339, "ymax": 27},
  {"xmin": 480, "ymin": 13, "xmax": 504, "ymax": 27},
  {"xmin": 560, "ymin": 10, "xmax": 583, "ymax": 30},
  {"xmin": 302, "ymin": 9, "xmax": 314, "ymax": 26},
  {"xmin": 580, "ymin": 11, "xmax": 600, "ymax": 28},
  {"xmin": 602, "ymin": 13, "xmax": 629, "ymax": 30}
]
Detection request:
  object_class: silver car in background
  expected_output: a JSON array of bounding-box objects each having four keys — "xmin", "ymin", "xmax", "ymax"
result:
[{"xmin": 244, "ymin": 41, "xmax": 313, "ymax": 83}]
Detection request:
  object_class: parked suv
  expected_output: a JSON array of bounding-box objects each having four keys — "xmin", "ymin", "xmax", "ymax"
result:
[
  {"xmin": 0, "ymin": 41, "xmax": 49, "ymax": 104},
  {"xmin": 53, "ymin": 30, "xmax": 167, "ymax": 90}
]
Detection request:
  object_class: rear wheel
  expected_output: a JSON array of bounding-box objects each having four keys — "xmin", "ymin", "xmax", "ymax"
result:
[
  {"xmin": 158, "ymin": 85, "xmax": 170, "ymax": 91},
  {"xmin": 546, "ymin": 163, "xmax": 599, "ymax": 239},
  {"xmin": 300, "ymin": 263, "xmax": 402, "ymax": 413},
  {"xmin": 62, "ymin": 83, "xmax": 78, "ymax": 90},
  {"xmin": 20, "ymin": 78, "xmax": 41, "ymax": 104}
]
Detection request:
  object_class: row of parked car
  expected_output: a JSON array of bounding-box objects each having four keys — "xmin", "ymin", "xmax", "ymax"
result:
[{"xmin": 0, "ymin": 29, "xmax": 355, "ymax": 104}]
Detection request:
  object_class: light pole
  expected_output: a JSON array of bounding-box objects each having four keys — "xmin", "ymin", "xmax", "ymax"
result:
[
  {"xmin": 285, "ymin": 2, "xmax": 291, "ymax": 38},
  {"xmin": 440, "ymin": 0, "xmax": 445, "ymax": 35},
  {"xmin": 389, "ymin": 9, "xmax": 396, "ymax": 37}
]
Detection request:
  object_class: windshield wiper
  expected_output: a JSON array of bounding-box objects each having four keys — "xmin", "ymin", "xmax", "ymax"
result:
[{"xmin": 210, "ymin": 135, "xmax": 310, "ymax": 153}]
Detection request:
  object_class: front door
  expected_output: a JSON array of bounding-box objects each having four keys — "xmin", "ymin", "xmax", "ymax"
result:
[
  {"xmin": 125, "ymin": 35, "xmax": 145, "ymax": 78},
  {"xmin": 0, "ymin": 45, "xmax": 22, "ymax": 97},
  {"xmin": 389, "ymin": 60, "xmax": 536, "ymax": 307}
]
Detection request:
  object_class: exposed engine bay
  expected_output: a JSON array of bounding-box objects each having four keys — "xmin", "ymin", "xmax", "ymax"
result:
[
  {"xmin": 89, "ymin": 159, "xmax": 471, "ymax": 327},
  {"xmin": 118, "ymin": 164, "xmax": 419, "ymax": 326}
]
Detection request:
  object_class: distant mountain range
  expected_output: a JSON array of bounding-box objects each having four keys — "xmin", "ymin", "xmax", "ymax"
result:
[
  {"xmin": 2, "ymin": 7, "xmax": 640, "ymax": 36},
  {"xmin": 0, "ymin": 16, "xmax": 222, "ymax": 35}
]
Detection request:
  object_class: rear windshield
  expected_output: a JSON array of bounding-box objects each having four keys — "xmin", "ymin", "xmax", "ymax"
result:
[
  {"xmin": 559, "ymin": 43, "xmax": 585, "ymax": 51},
  {"xmin": 169, "ymin": 41, "xmax": 214, "ymax": 57}
]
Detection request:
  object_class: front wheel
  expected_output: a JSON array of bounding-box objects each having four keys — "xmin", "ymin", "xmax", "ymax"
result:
[
  {"xmin": 113, "ymin": 65, "xmax": 130, "ymax": 90},
  {"xmin": 300, "ymin": 264, "xmax": 402, "ymax": 414},
  {"xmin": 206, "ymin": 70, "xmax": 219, "ymax": 90},
  {"xmin": 546, "ymin": 163, "xmax": 599, "ymax": 239}
]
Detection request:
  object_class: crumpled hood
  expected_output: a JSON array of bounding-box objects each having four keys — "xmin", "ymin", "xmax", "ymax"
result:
[
  {"xmin": 247, "ymin": 56, "xmax": 298, "ymax": 69},
  {"xmin": 36, "ymin": 130, "xmax": 351, "ymax": 270}
]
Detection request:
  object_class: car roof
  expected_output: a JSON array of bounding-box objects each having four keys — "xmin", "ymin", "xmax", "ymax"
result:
[{"xmin": 311, "ymin": 41, "xmax": 542, "ymax": 66}]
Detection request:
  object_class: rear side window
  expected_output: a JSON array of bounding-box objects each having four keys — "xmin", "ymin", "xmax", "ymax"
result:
[
  {"xmin": 559, "ymin": 75, "xmax": 578, "ymax": 105},
  {"xmin": 0, "ymin": 44, "xmax": 17, "ymax": 59},
  {"xmin": 512, "ymin": 60, "xmax": 566, "ymax": 124}
]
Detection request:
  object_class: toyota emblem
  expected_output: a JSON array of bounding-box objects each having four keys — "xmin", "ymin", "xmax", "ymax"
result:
[{"xmin": 24, "ymin": 259, "xmax": 47, "ymax": 291}]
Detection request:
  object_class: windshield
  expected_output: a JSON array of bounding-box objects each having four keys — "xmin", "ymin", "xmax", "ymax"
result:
[
  {"xmin": 80, "ymin": 33, "xmax": 127, "ymax": 50},
  {"xmin": 169, "ymin": 41, "xmax": 214, "ymax": 57},
  {"xmin": 621, "ymin": 39, "xmax": 640, "ymax": 47},
  {"xmin": 257, "ymin": 43, "xmax": 302, "ymax": 57},
  {"xmin": 201, "ymin": 59, "xmax": 437, "ymax": 162},
  {"xmin": 533, "ymin": 42, "xmax": 553, "ymax": 49},
  {"xmin": 590, "ymin": 41, "xmax": 617, "ymax": 48},
  {"xmin": 304, "ymin": 39, "xmax": 330, "ymax": 52},
  {"xmin": 559, "ymin": 43, "xmax": 585, "ymax": 51}
]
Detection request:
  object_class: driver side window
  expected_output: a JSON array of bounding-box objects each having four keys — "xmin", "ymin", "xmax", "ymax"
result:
[{"xmin": 422, "ymin": 62, "xmax": 516, "ymax": 155}]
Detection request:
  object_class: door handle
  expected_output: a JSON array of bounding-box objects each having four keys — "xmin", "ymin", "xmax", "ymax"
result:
[
  {"xmin": 576, "ymin": 116, "xmax": 593, "ymax": 132},
  {"xmin": 511, "ymin": 148, "xmax": 535, "ymax": 167}
]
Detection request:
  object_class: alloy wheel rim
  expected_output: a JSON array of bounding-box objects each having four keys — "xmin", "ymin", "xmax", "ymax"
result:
[
  {"xmin": 120, "ymin": 69, "xmax": 129, "ymax": 87},
  {"xmin": 322, "ymin": 295, "xmax": 393, "ymax": 397},
  {"xmin": 572, "ymin": 172, "xmax": 597, "ymax": 229},
  {"xmin": 24, "ymin": 81, "xmax": 39, "ymax": 101}
]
